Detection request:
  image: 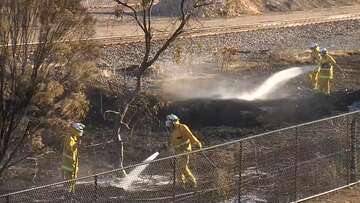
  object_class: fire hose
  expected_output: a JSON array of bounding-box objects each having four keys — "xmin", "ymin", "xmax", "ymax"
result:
[{"xmin": 200, "ymin": 151, "xmax": 218, "ymax": 169}]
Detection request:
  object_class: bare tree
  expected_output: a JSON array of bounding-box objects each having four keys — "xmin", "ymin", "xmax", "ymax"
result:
[
  {"xmin": 0, "ymin": 0, "xmax": 95, "ymax": 178},
  {"xmin": 104, "ymin": 0, "xmax": 209, "ymax": 177}
]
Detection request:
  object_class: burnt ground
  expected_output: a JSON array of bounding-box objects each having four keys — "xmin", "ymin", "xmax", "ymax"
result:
[
  {"xmin": 304, "ymin": 183, "xmax": 360, "ymax": 202},
  {"xmin": 159, "ymin": 52, "xmax": 360, "ymax": 143},
  {"xmin": 0, "ymin": 2, "xmax": 360, "ymax": 201},
  {"xmin": 3, "ymin": 52, "xmax": 360, "ymax": 196}
]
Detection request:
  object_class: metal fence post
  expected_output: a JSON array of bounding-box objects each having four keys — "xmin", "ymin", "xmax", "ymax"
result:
[
  {"xmin": 294, "ymin": 127, "xmax": 298, "ymax": 202},
  {"xmin": 94, "ymin": 175, "xmax": 98, "ymax": 202},
  {"xmin": 238, "ymin": 141, "xmax": 243, "ymax": 203},
  {"xmin": 6, "ymin": 196, "xmax": 9, "ymax": 203},
  {"xmin": 347, "ymin": 116, "xmax": 351, "ymax": 184},
  {"xmin": 356, "ymin": 116, "xmax": 358, "ymax": 181},
  {"xmin": 350, "ymin": 117, "xmax": 358, "ymax": 182},
  {"xmin": 173, "ymin": 156, "xmax": 177, "ymax": 202}
]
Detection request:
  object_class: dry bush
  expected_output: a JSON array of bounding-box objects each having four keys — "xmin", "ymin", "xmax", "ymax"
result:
[
  {"xmin": 269, "ymin": 50, "xmax": 311, "ymax": 65},
  {"xmin": 0, "ymin": 0, "xmax": 98, "ymax": 177},
  {"xmin": 105, "ymin": 76, "xmax": 166, "ymax": 135},
  {"xmin": 223, "ymin": 0, "xmax": 261, "ymax": 16},
  {"xmin": 207, "ymin": 150, "xmax": 237, "ymax": 202},
  {"xmin": 214, "ymin": 168, "xmax": 234, "ymax": 200},
  {"xmin": 31, "ymin": 43, "xmax": 100, "ymax": 150}
]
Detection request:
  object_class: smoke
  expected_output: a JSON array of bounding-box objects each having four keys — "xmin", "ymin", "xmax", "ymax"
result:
[
  {"xmin": 159, "ymin": 67, "xmax": 245, "ymax": 100},
  {"xmin": 227, "ymin": 66, "xmax": 316, "ymax": 101},
  {"xmin": 160, "ymin": 61, "xmax": 316, "ymax": 101}
]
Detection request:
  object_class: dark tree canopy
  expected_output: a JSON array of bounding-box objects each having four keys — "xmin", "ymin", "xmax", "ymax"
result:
[{"xmin": 0, "ymin": 0, "xmax": 97, "ymax": 178}]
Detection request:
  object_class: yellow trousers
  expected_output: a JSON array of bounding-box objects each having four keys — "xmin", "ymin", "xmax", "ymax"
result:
[
  {"xmin": 308, "ymin": 72, "xmax": 318, "ymax": 89},
  {"xmin": 176, "ymin": 152, "xmax": 197, "ymax": 188},
  {"xmin": 63, "ymin": 170, "xmax": 77, "ymax": 192},
  {"xmin": 317, "ymin": 78, "xmax": 331, "ymax": 95}
]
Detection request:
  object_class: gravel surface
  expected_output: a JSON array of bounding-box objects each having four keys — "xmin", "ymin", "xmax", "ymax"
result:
[{"xmin": 101, "ymin": 19, "xmax": 360, "ymax": 70}]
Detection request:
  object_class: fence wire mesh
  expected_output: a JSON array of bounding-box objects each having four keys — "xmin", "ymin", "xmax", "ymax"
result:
[{"xmin": 1, "ymin": 111, "xmax": 360, "ymax": 203}]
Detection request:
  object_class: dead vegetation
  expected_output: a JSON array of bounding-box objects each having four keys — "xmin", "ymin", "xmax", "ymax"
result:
[
  {"xmin": 97, "ymin": 0, "xmax": 211, "ymax": 177},
  {"xmin": 1, "ymin": 1, "xmax": 360, "ymax": 200},
  {"xmin": 0, "ymin": 0, "xmax": 98, "ymax": 179}
]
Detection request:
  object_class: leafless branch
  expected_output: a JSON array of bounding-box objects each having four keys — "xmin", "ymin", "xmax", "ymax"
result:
[
  {"xmin": 194, "ymin": 1, "xmax": 213, "ymax": 8},
  {"xmin": 104, "ymin": 110, "xmax": 121, "ymax": 116},
  {"xmin": 113, "ymin": 0, "xmax": 145, "ymax": 32},
  {"xmin": 109, "ymin": 0, "xmax": 210, "ymax": 172},
  {"xmin": 0, "ymin": 123, "xmax": 31, "ymax": 175}
]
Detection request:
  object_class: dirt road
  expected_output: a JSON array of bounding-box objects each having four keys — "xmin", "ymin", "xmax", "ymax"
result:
[{"xmin": 93, "ymin": 5, "xmax": 360, "ymax": 41}]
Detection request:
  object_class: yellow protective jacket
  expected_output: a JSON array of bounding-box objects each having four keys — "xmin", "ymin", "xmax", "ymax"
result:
[
  {"xmin": 318, "ymin": 54, "xmax": 336, "ymax": 79},
  {"xmin": 61, "ymin": 128, "xmax": 81, "ymax": 175},
  {"xmin": 311, "ymin": 47, "xmax": 321, "ymax": 65},
  {"xmin": 170, "ymin": 123, "xmax": 202, "ymax": 153}
]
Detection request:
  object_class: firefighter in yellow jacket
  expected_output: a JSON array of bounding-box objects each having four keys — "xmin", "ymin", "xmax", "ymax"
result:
[
  {"xmin": 317, "ymin": 48, "xmax": 336, "ymax": 95},
  {"xmin": 61, "ymin": 122, "xmax": 85, "ymax": 192},
  {"xmin": 166, "ymin": 114, "xmax": 202, "ymax": 188},
  {"xmin": 308, "ymin": 43, "xmax": 321, "ymax": 89}
]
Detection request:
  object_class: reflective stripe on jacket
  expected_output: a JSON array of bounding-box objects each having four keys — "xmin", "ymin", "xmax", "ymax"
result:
[
  {"xmin": 318, "ymin": 54, "xmax": 336, "ymax": 79},
  {"xmin": 311, "ymin": 48, "xmax": 321, "ymax": 65},
  {"xmin": 61, "ymin": 128, "xmax": 80, "ymax": 174},
  {"xmin": 170, "ymin": 123, "xmax": 201, "ymax": 152}
]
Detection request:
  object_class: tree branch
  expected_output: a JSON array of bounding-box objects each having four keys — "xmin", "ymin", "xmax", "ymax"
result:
[
  {"xmin": 0, "ymin": 123, "xmax": 31, "ymax": 176},
  {"xmin": 104, "ymin": 109, "xmax": 131, "ymax": 130},
  {"xmin": 142, "ymin": 0, "xmax": 147, "ymax": 33},
  {"xmin": 147, "ymin": 0, "xmax": 192, "ymax": 67},
  {"xmin": 113, "ymin": 0, "xmax": 145, "ymax": 32},
  {"xmin": 148, "ymin": 0, "xmax": 154, "ymax": 34},
  {"xmin": 194, "ymin": 1, "xmax": 213, "ymax": 8}
]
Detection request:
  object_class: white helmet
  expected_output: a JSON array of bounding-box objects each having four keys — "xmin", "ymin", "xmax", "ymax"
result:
[
  {"xmin": 72, "ymin": 122, "xmax": 85, "ymax": 133},
  {"xmin": 320, "ymin": 48, "xmax": 328, "ymax": 55},
  {"xmin": 165, "ymin": 114, "xmax": 179, "ymax": 127},
  {"xmin": 310, "ymin": 43, "xmax": 319, "ymax": 49}
]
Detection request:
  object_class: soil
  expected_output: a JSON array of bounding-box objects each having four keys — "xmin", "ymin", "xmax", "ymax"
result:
[
  {"xmin": 1, "ymin": 3, "xmax": 360, "ymax": 202},
  {"xmin": 260, "ymin": 0, "xmax": 360, "ymax": 12},
  {"xmin": 304, "ymin": 183, "xmax": 360, "ymax": 203},
  {"xmin": 159, "ymin": 52, "xmax": 360, "ymax": 138},
  {"xmin": 92, "ymin": 5, "xmax": 360, "ymax": 41},
  {"xmin": 2, "ymin": 51, "xmax": 359, "ymax": 198},
  {"xmin": 152, "ymin": 0, "xmax": 360, "ymax": 17},
  {"xmin": 87, "ymin": 0, "xmax": 360, "ymax": 17}
]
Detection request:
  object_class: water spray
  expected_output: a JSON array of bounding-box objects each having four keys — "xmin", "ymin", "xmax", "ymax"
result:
[
  {"xmin": 162, "ymin": 65, "xmax": 317, "ymax": 101},
  {"xmin": 226, "ymin": 66, "xmax": 316, "ymax": 101},
  {"xmin": 111, "ymin": 152, "xmax": 159, "ymax": 190}
]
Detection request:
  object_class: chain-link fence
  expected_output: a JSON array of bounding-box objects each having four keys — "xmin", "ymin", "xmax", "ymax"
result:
[{"xmin": 1, "ymin": 111, "xmax": 360, "ymax": 203}]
